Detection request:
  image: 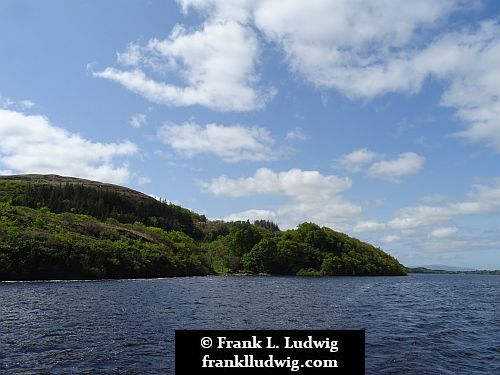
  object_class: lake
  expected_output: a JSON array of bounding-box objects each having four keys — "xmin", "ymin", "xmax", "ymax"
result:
[{"xmin": 1, "ymin": 274, "xmax": 499, "ymax": 374}]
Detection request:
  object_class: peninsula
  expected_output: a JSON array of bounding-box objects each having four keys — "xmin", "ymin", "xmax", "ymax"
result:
[{"xmin": 0, "ymin": 174, "xmax": 406, "ymax": 280}]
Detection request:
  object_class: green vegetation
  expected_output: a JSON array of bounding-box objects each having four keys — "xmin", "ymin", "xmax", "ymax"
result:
[
  {"xmin": 0, "ymin": 175, "xmax": 406, "ymax": 280},
  {"xmin": 0, "ymin": 202, "xmax": 211, "ymax": 280},
  {"xmin": 0, "ymin": 175, "xmax": 204, "ymax": 239}
]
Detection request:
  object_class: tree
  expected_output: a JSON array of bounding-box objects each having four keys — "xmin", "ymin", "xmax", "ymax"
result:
[
  {"xmin": 242, "ymin": 238, "xmax": 276, "ymax": 273},
  {"xmin": 228, "ymin": 221, "xmax": 263, "ymax": 269}
]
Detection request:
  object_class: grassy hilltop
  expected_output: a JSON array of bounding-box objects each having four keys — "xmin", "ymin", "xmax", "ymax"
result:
[{"xmin": 0, "ymin": 175, "xmax": 406, "ymax": 280}]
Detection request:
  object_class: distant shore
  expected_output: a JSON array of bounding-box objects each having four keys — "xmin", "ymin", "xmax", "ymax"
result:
[{"xmin": 406, "ymin": 267, "xmax": 500, "ymax": 275}]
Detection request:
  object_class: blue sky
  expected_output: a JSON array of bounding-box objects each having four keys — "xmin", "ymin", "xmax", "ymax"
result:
[{"xmin": 1, "ymin": 0, "xmax": 500, "ymax": 269}]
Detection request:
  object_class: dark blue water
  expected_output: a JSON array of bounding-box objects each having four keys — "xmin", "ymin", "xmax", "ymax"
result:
[{"xmin": 1, "ymin": 274, "xmax": 499, "ymax": 374}]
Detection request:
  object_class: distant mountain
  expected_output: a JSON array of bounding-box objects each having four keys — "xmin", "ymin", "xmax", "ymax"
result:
[{"xmin": 411, "ymin": 264, "xmax": 476, "ymax": 272}]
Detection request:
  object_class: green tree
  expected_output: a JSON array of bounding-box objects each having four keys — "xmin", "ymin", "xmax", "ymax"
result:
[{"xmin": 242, "ymin": 237, "xmax": 276, "ymax": 273}]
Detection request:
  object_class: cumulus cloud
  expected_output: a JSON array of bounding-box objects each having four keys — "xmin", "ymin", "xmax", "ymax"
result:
[
  {"xmin": 334, "ymin": 148, "xmax": 381, "ymax": 173},
  {"xmin": 0, "ymin": 109, "xmax": 138, "ymax": 184},
  {"xmin": 367, "ymin": 152, "xmax": 425, "ymax": 182},
  {"xmin": 335, "ymin": 149, "xmax": 424, "ymax": 181},
  {"xmin": 202, "ymin": 167, "xmax": 361, "ymax": 229},
  {"xmin": 258, "ymin": 9, "xmax": 500, "ymax": 152},
  {"xmin": 389, "ymin": 179, "xmax": 500, "ymax": 230},
  {"xmin": 353, "ymin": 180, "xmax": 500, "ymax": 255},
  {"xmin": 95, "ymin": 20, "xmax": 275, "ymax": 111},
  {"xmin": 157, "ymin": 121, "xmax": 281, "ymax": 162},
  {"xmin": 180, "ymin": 0, "xmax": 465, "ymax": 94},
  {"xmin": 202, "ymin": 168, "xmax": 351, "ymax": 198},
  {"xmin": 253, "ymin": 0, "xmax": 465, "ymax": 96},
  {"xmin": 429, "ymin": 21, "xmax": 500, "ymax": 151},
  {"xmin": 103, "ymin": 0, "xmax": 466, "ymax": 110},
  {"xmin": 389, "ymin": 205, "xmax": 455, "ymax": 230},
  {"xmin": 176, "ymin": 1, "xmax": 500, "ymax": 152}
]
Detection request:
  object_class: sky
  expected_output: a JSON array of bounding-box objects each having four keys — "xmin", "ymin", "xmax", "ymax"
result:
[{"xmin": 1, "ymin": 0, "xmax": 500, "ymax": 269}]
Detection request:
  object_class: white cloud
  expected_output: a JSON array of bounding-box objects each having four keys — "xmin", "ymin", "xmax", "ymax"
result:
[
  {"xmin": 367, "ymin": 152, "xmax": 425, "ymax": 182},
  {"xmin": 157, "ymin": 121, "xmax": 281, "ymax": 162},
  {"xmin": 96, "ymin": 20, "xmax": 275, "ymax": 111},
  {"xmin": 389, "ymin": 205, "xmax": 453, "ymax": 230},
  {"xmin": 251, "ymin": 0, "xmax": 465, "ymax": 96},
  {"xmin": 156, "ymin": 0, "xmax": 467, "ymax": 102},
  {"xmin": 429, "ymin": 21, "xmax": 500, "ymax": 151},
  {"xmin": 353, "ymin": 220, "xmax": 386, "ymax": 233},
  {"xmin": 202, "ymin": 168, "xmax": 351, "ymax": 198},
  {"xmin": 177, "ymin": 1, "xmax": 500, "ymax": 153},
  {"xmin": 117, "ymin": 42, "xmax": 143, "ymax": 67},
  {"xmin": 335, "ymin": 149, "xmax": 425, "ymax": 181},
  {"xmin": 379, "ymin": 235, "xmax": 400, "ymax": 244},
  {"xmin": 224, "ymin": 209, "xmax": 277, "ymax": 222},
  {"xmin": 129, "ymin": 113, "xmax": 147, "ymax": 128},
  {"xmin": 287, "ymin": 14, "xmax": 500, "ymax": 152},
  {"xmin": 271, "ymin": 13, "xmax": 500, "ymax": 153},
  {"xmin": 334, "ymin": 148, "xmax": 381, "ymax": 172},
  {"xmin": 202, "ymin": 167, "xmax": 361, "ymax": 229},
  {"xmin": 429, "ymin": 227, "xmax": 458, "ymax": 239},
  {"xmin": 0, "ymin": 109, "xmax": 138, "ymax": 184},
  {"xmin": 277, "ymin": 198, "xmax": 362, "ymax": 230},
  {"xmin": 389, "ymin": 179, "xmax": 500, "ymax": 230}
]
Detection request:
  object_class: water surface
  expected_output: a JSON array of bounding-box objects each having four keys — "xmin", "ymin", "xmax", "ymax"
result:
[{"xmin": 1, "ymin": 274, "xmax": 499, "ymax": 374}]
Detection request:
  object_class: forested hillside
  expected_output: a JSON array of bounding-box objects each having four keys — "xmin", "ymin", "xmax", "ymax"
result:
[
  {"xmin": 0, "ymin": 175, "xmax": 204, "ymax": 239},
  {"xmin": 0, "ymin": 175, "xmax": 406, "ymax": 280}
]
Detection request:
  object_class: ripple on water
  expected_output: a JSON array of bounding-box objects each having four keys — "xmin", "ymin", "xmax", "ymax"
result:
[{"xmin": 0, "ymin": 274, "xmax": 499, "ymax": 374}]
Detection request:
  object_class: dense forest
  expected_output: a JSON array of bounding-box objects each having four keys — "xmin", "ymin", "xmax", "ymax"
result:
[
  {"xmin": 0, "ymin": 176, "xmax": 204, "ymax": 239},
  {"xmin": 0, "ymin": 175, "xmax": 406, "ymax": 280}
]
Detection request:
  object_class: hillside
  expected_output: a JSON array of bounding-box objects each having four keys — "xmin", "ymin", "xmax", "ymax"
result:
[
  {"xmin": 0, "ymin": 174, "xmax": 154, "ymax": 201},
  {"xmin": 0, "ymin": 174, "xmax": 406, "ymax": 280},
  {"xmin": 0, "ymin": 174, "xmax": 205, "ymax": 240}
]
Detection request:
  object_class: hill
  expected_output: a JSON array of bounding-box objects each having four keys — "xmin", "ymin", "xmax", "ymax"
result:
[
  {"xmin": 0, "ymin": 174, "xmax": 406, "ymax": 280},
  {"xmin": 0, "ymin": 174, "xmax": 205, "ymax": 240}
]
